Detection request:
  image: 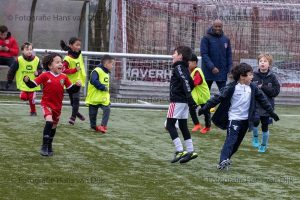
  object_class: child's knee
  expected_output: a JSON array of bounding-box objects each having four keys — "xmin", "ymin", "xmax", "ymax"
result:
[{"xmin": 20, "ymin": 92, "xmax": 28, "ymax": 101}]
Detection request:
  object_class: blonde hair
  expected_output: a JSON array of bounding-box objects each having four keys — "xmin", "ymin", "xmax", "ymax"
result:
[{"xmin": 257, "ymin": 54, "xmax": 273, "ymax": 66}]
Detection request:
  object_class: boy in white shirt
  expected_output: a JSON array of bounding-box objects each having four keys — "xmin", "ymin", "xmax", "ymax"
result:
[{"xmin": 198, "ymin": 63, "xmax": 279, "ymax": 170}]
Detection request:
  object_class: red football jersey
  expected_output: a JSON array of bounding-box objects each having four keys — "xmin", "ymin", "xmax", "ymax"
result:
[{"xmin": 33, "ymin": 72, "xmax": 72, "ymax": 110}]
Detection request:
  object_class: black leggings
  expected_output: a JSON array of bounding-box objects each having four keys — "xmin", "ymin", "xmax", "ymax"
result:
[
  {"xmin": 68, "ymin": 89, "xmax": 81, "ymax": 118},
  {"xmin": 189, "ymin": 104, "xmax": 211, "ymax": 127},
  {"xmin": 166, "ymin": 118, "xmax": 191, "ymax": 141},
  {"xmin": 253, "ymin": 116, "xmax": 269, "ymax": 132}
]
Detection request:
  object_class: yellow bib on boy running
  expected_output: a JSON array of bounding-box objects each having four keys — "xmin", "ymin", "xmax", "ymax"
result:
[
  {"xmin": 15, "ymin": 56, "xmax": 41, "ymax": 92},
  {"xmin": 85, "ymin": 67, "xmax": 110, "ymax": 106},
  {"xmin": 64, "ymin": 54, "xmax": 86, "ymax": 87},
  {"xmin": 191, "ymin": 67, "xmax": 210, "ymax": 105}
]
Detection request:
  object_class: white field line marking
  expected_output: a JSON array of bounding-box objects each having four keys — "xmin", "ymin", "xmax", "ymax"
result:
[
  {"xmin": 0, "ymin": 102, "xmax": 299, "ymax": 116},
  {"xmin": 0, "ymin": 103, "xmax": 165, "ymax": 112}
]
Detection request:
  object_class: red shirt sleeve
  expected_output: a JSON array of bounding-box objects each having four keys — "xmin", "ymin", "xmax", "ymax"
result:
[
  {"xmin": 9, "ymin": 37, "xmax": 19, "ymax": 56},
  {"xmin": 64, "ymin": 76, "xmax": 73, "ymax": 89},
  {"xmin": 33, "ymin": 72, "xmax": 48, "ymax": 85},
  {"xmin": 193, "ymin": 71, "xmax": 203, "ymax": 86},
  {"xmin": 62, "ymin": 60, "xmax": 77, "ymax": 74}
]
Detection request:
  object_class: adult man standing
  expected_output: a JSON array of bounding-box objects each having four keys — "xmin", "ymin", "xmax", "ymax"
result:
[
  {"xmin": 0, "ymin": 25, "xmax": 19, "ymax": 67},
  {"xmin": 200, "ymin": 19, "xmax": 232, "ymax": 90}
]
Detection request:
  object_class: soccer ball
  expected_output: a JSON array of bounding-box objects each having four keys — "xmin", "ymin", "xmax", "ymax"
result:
[{"xmin": 164, "ymin": 120, "xmax": 179, "ymax": 130}]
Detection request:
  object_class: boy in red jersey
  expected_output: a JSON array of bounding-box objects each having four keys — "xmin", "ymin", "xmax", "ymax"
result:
[{"xmin": 23, "ymin": 52, "xmax": 81, "ymax": 156}]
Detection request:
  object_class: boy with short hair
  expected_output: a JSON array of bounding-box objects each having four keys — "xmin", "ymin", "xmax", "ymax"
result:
[
  {"xmin": 85, "ymin": 55, "xmax": 115, "ymax": 133},
  {"xmin": 198, "ymin": 63, "xmax": 279, "ymax": 170},
  {"xmin": 166, "ymin": 46, "xmax": 198, "ymax": 164},
  {"xmin": 252, "ymin": 54, "xmax": 280, "ymax": 152},
  {"xmin": 7, "ymin": 42, "xmax": 42, "ymax": 115},
  {"xmin": 188, "ymin": 53, "xmax": 211, "ymax": 134}
]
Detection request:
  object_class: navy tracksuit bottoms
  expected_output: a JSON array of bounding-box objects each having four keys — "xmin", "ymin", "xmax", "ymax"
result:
[{"xmin": 220, "ymin": 120, "xmax": 249, "ymax": 162}]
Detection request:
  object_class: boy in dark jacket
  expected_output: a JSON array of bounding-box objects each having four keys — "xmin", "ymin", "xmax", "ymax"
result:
[
  {"xmin": 198, "ymin": 63, "xmax": 279, "ymax": 170},
  {"xmin": 166, "ymin": 46, "xmax": 198, "ymax": 164},
  {"xmin": 252, "ymin": 54, "xmax": 280, "ymax": 153}
]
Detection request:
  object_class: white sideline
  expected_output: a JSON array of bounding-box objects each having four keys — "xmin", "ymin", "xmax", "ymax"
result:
[{"xmin": 0, "ymin": 101, "xmax": 299, "ymax": 116}]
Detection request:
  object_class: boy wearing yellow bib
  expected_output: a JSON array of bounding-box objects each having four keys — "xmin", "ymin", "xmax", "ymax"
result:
[
  {"xmin": 85, "ymin": 55, "xmax": 115, "ymax": 133},
  {"xmin": 188, "ymin": 54, "xmax": 211, "ymax": 134},
  {"xmin": 7, "ymin": 42, "xmax": 42, "ymax": 115},
  {"xmin": 60, "ymin": 37, "xmax": 86, "ymax": 125}
]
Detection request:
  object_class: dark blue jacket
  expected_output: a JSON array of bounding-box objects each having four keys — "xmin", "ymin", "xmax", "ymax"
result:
[
  {"xmin": 253, "ymin": 69, "xmax": 280, "ymax": 116},
  {"xmin": 200, "ymin": 27, "xmax": 232, "ymax": 81},
  {"xmin": 90, "ymin": 64, "xmax": 110, "ymax": 91},
  {"xmin": 169, "ymin": 61, "xmax": 194, "ymax": 103},
  {"xmin": 202, "ymin": 81, "xmax": 275, "ymax": 130}
]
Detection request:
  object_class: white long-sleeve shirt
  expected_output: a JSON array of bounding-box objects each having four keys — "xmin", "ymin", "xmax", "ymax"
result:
[{"xmin": 228, "ymin": 83, "xmax": 252, "ymax": 120}]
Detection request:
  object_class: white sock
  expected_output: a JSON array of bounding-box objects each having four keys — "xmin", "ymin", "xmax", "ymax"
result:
[
  {"xmin": 185, "ymin": 139, "xmax": 194, "ymax": 152},
  {"xmin": 173, "ymin": 137, "xmax": 183, "ymax": 152}
]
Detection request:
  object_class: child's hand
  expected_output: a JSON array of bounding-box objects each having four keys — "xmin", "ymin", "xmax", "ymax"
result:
[
  {"xmin": 34, "ymin": 71, "xmax": 39, "ymax": 76},
  {"xmin": 270, "ymin": 112, "xmax": 279, "ymax": 121},
  {"xmin": 198, "ymin": 108, "xmax": 204, "ymax": 116},
  {"xmin": 75, "ymin": 80, "xmax": 81, "ymax": 86},
  {"xmin": 23, "ymin": 76, "xmax": 30, "ymax": 82},
  {"xmin": 76, "ymin": 66, "xmax": 81, "ymax": 71},
  {"xmin": 258, "ymin": 84, "xmax": 262, "ymax": 88},
  {"xmin": 0, "ymin": 46, "xmax": 9, "ymax": 52}
]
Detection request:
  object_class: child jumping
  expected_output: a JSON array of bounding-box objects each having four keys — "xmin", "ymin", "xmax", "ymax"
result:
[
  {"xmin": 6, "ymin": 42, "xmax": 42, "ymax": 116},
  {"xmin": 23, "ymin": 52, "xmax": 81, "ymax": 156},
  {"xmin": 85, "ymin": 55, "xmax": 115, "ymax": 133},
  {"xmin": 60, "ymin": 37, "xmax": 86, "ymax": 125},
  {"xmin": 166, "ymin": 46, "xmax": 198, "ymax": 164},
  {"xmin": 198, "ymin": 63, "xmax": 279, "ymax": 170},
  {"xmin": 252, "ymin": 54, "xmax": 280, "ymax": 153},
  {"xmin": 188, "ymin": 53, "xmax": 211, "ymax": 134}
]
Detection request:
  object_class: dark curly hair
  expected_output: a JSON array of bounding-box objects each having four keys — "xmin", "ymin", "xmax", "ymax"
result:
[
  {"xmin": 42, "ymin": 52, "xmax": 62, "ymax": 71},
  {"xmin": 231, "ymin": 63, "xmax": 253, "ymax": 81}
]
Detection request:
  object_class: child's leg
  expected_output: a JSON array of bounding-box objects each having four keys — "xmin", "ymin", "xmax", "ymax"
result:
[
  {"xmin": 40, "ymin": 106, "xmax": 54, "ymax": 156},
  {"xmin": 177, "ymin": 105, "xmax": 198, "ymax": 163},
  {"xmin": 202, "ymin": 105, "xmax": 211, "ymax": 128},
  {"xmin": 252, "ymin": 117, "xmax": 260, "ymax": 148},
  {"xmin": 219, "ymin": 120, "xmax": 241, "ymax": 162},
  {"xmin": 71, "ymin": 90, "xmax": 81, "ymax": 118},
  {"xmin": 166, "ymin": 118, "xmax": 183, "ymax": 152},
  {"xmin": 100, "ymin": 105, "xmax": 111, "ymax": 127},
  {"xmin": 19, "ymin": 91, "xmax": 28, "ymax": 101},
  {"xmin": 68, "ymin": 92, "xmax": 74, "ymax": 107},
  {"xmin": 259, "ymin": 116, "xmax": 270, "ymax": 152},
  {"xmin": 189, "ymin": 104, "xmax": 200, "ymax": 126},
  {"xmin": 68, "ymin": 90, "xmax": 81, "ymax": 124},
  {"xmin": 230, "ymin": 120, "xmax": 249, "ymax": 158},
  {"xmin": 89, "ymin": 105, "xmax": 99, "ymax": 129},
  {"xmin": 178, "ymin": 119, "xmax": 193, "ymax": 152},
  {"xmin": 28, "ymin": 92, "xmax": 36, "ymax": 114},
  {"xmin": 48, "ymin": 126, "xmax": 56, "ymax": 156}
]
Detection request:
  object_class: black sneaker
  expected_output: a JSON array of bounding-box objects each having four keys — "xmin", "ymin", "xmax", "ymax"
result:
[
  {"xmin": 171, "ymin": 151, "xmax": 187, "ymax": 163},
  {"xmin": 30, "ymin": 112, "xmax": 37, "ymax": 116},
  {"xmin": 40, "ymin": 145, "xmax": 49, "ymax": 156},
  {"xmin": 217, "ymin": 159, "xmax": 231, "ymax": 170},
  {"xmin": 179, "ymin": 152, "xmax": 198, "ymax": 164},
  {"xmin": 48, "ymin": 140, "xmax": 53, "ymax": 156}
]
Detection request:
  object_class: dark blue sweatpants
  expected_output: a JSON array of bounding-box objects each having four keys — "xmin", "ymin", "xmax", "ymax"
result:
[{"xmin": 220, "ymin": 120, "xmax": 249, "ymax": 162}]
